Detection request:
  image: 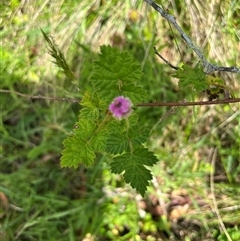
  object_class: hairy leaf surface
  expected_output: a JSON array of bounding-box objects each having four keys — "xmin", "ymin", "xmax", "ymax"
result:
[{"xmin": 91, "ymin": 45, "xmax": 145, "ymax": 103}]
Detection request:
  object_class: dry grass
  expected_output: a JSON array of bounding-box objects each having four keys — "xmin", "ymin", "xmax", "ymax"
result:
[{"xmin": 2, "ymin": 0, "xmax": 239, "ymax": 82}]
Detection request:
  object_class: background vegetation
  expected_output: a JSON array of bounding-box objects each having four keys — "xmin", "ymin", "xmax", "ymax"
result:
[{"xmin": 1, "ymin": 0, "xmax": 239, "ymax": 240}]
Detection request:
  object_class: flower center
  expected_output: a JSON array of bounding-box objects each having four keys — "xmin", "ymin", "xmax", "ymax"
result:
[{"xmin": 115, "ymin": 101, "xmax": 122, "ymax": 108}]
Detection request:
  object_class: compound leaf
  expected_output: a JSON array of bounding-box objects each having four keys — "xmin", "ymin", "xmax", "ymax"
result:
[
  {"xmin": 110, "ymin": 147, "xmax": 158, "ymax": 196},
  {"xmin": 92, "ymin": 45, "xmax": 142, "ymax": 83},
  {"xmin": 91, "ymin": 45, "xmax": 143, "ymax": 103},
  {"xmin": 173, "ymin": 64, "xmax": 208, "ymax": 91}
]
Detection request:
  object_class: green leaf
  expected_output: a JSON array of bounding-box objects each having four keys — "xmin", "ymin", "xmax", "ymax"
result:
[
  {"xmin": 173, "ymin": 64, "xmax": 208, "ymax": 91},
  {"xmin": 61, "ymin": 136, "xmax": 95, "ymax": 168},
  {"xmin": 90, "ymin": 45, "xmax": 144, "ymax": 103},
  {"xmin": 93, "ymin": 45, "xmax": 142, "ymax": 82},
  {"xmin": 105, "ymin": 132, "xmax": 129, "ymax": 155},
  {"xmin": 110, "ymin": 154, "xmax": 127, "ymax": 174},
  {"xmin": 121, "ymin": 83, "xmax": 147, "ymax": 103},
  {"xmin": 105, "ymin": 120, "xmax": 149, "ymax": 155},
  {"xmin": 79, "ymin": 92, "xmax": 108, "ymax": 120},
  {"xmin": 91, "ymin": 128, "xmax": 108, "ymax": 152},
  {"xmin": 61, "ymin": 118, "xmax": 109, "ymax": 167},
  {"xmin": 124, "ymin": 164, "xmax": 152, "ymax": 197},
  {"xmin": 127, "ymin": 113, "xmax": 139, "ymax": 126},
  {"xmin": 61, "ymin": 119, "xmax": 97, "ymax": 167},
  {"xmin": 110, "ymin": 147, "xmax": 158, "ymax": 196},
  {"xmin": 132, "ymin": 147, "xmax": 158, "ymax": 166},
  {"xmin": 80, "ymin": 107, "xmax": 99, "ymax": 121},
  {"xmin": 80, "ymin": 92, "xmax": 107, "ymax": 110},
  {"xmin": 74, "ymin": 119, "xmax": 96, "ymax": 140},
  {"xmin": 128, "ymin": 127, "xmax": 149, "ymax": 146},
  {"xmin": 75, "ymin": 118, "xmax": 110, "ymax": 153},
  {"xmin": 107, "ymin": 113, "xmax": 139, "ymax": 133}
]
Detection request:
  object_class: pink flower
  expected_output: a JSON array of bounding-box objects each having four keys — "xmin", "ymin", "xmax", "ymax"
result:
[{"xmin": 109, "ymin": 96, "xmax": 133, "ymax": 120}]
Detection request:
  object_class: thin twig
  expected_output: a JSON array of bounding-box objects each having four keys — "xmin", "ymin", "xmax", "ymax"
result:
[
  {"xmin": 143, "ymin": 0, "xmax": 240, "ymax": 74},
  {"xmin": 1, "ymin": 89, "xmax": 240, "ymax": 107},
  {"xmin": 0, "ymin": 89, "xmax": 80, "ymax": 103},
  {"xmin": 154, "ymin": 47, "xmax": 178, "ymax": 70}
]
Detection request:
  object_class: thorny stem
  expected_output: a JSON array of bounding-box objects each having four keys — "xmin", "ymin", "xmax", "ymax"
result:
[
  {"xmin": 1, "ymin": 89, "xmax": 240, "ymax": 107},
  {"xmin": 136, "ymin": 98, "xmax": 240, "ymax": 107},
  {"xmin": 143, "ymin": 0, "xmax": 240, "ymax": 74}
]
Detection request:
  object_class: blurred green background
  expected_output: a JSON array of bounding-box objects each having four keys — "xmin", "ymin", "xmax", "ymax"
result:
[{"xmin": 0, "ymin": 0, "xmax": 239, "ymax": 240}]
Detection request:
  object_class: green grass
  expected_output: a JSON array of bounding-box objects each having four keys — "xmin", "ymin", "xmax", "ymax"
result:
[{"xmin": 1, "ymin": 0, "xmax": 240, "ymax": 240}]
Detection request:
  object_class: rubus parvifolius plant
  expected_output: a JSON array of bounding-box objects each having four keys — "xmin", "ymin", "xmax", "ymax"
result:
[
  {"xmin": 41, "ymin": 31, "xmax": 236, "ymax": 196},
  {"xmin": 60, "ymin": 45, "xmax": 158, "ymax": 196}
]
